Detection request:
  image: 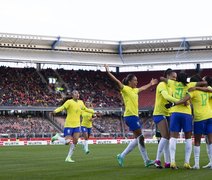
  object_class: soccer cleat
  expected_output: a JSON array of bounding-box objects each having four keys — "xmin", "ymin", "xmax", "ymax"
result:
[
  {"xmin": 117, "ymin": 154, "xmax": 124, "ymax": 167},
  {"xmin": 164, "ymin": 162, "xmax": 170, "ymax": 168},
  {"xmin": 192, "ymin": 165, "xmax": 200, "ymax": 169},
  {"xmin": 51, "ymin": 133, "xmax": 60, "ymax": 143},
  {"xmin": 65, "ymin": 156, "xmax": 75, "ymax": 163},
  {"xmin": 154, "ymin": 160, "xmax": 163, "ymax": 169},
  {"xmin": 170, "ymin": 162, "xmax": 178, "ymax": 170},
  {"xmin": 202, "ymin": 163, "xmax": 211, "ymax": 169},
  {"xmin": 184, "ymin": 163, "xmax": 192, "ymax": 169},
  {"xmin": 82, "ymin": 144, "xmax": 90, "ymax": 154},
  {"xmin": 85, "ymin": 149, "xmax": 90, "ymax": 154},
  {"xmin": 145, "ymin": 160, "xmax": 155, "ymax": 167}
]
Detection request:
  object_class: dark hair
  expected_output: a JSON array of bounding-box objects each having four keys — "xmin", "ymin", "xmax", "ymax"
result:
[
  {"xmin": 177, "ymin": 72, "xmax": 188, "ymax": 86},
  {"xmin": 164, "ymin": 68, "xmax": 173, "ymax": 77},
  {"xmin": 204, "ymin": 76, "xmax": 212, "ymax": 86},
  {"xmin": 122, "ymin": 74, "xmax": 136, "ymax": 85},
  {"xmin": 190, "ymin": 74, "xmax": 202, "ymax": 82},
  {"xmin": 60, "ymin": 95, "xmax": 71, "ymax": 105}
]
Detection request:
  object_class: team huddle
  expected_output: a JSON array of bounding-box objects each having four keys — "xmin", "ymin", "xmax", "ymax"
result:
[
  {"xmin": 51, "ymin": 65, "xmax": 212, "ymax": 170},
  {"xmin": 153, "ymin": 70, "xmax": 212, "ymax": 169}
]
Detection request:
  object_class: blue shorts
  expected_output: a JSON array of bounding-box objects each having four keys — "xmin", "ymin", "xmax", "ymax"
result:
[
  {"xmin": 64, "ymin": 127, "xmax": 81, "ymax": 137},
  {"xmin": 153, "ymin": 115, "xmax": 169, "ymax": 124},
  {"xmin": 124, "ymin": 116, "xmax": 141, "ymax": 131},
  {"xmin": 81, "ymin": 126, "xmax": 92, "ymax": 135},
  {"xmin": 194, "ymin": 119, "xmax": 212, "ymax": 135},
  {"xmin": 170, "ymin": 112, "xmax": 192, "ymax": 133}
]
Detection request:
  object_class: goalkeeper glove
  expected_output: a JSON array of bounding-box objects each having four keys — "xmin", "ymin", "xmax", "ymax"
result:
[{"xmin": 165, "ymin": 102, "xmax": 175, "ymax": 109}]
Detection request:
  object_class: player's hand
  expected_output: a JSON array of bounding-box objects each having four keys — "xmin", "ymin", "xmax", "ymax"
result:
[
  {"xmin": 150, "ymin": 78, "xmax": 158, "ymax": 86},
  {"xmin": 50, "ymin": 111, "xmax": 56, "ymax": 116},
  {"xmin": 183, "ymin": 101, "xmax": 189, "ymax": 106},
  {"xmin": 104, "ymin": 64, "xmax": 109, "ymax": 72},
  {"xmin": 95, "ymin": 111, "xmax": 102, "ymax": 117}
]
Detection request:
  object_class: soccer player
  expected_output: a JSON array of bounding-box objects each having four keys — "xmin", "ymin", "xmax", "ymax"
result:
[
  {"xmin": 104, "ymin": 64, "xmax": 158, "ymax": 167},
  {"xmin": 81, "ymin": 101, "xmax": 97, "ymax": 154},
  {"xmin": 51, "ymin": 90, "xmax": 95, "ymax": 163},
  {"xmin": 162, "ymin": 72, "xmax": 206, "ymax": 169},
  {"xmin": 174, "ymin": 75, "xmax": 212, "ymax": 169},
  {"xmin": 153, "ymin": 69, "xmax": 179, "ymax": 168},
  {"xmin": 188, "ymin": 76, "xmax": 212, "ymax": 168}
]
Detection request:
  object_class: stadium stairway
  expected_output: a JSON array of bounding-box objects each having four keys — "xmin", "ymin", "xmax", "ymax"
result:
[
  {"xmin": 45, "ymin": 112, "xmax": 63, "ymax": 132},
  {"xmin": 36, "ymin": 69, "xmax": 53, "ymax": 93}
]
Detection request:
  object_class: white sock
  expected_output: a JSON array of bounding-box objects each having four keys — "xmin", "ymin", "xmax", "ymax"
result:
[
  {"xmin": 185, "ymin": 139, "xmax": 192, "ymax": 164},
  {"xmin": 68, "ymin": 143, "xmax": 76, "ymax": 157},
  {"xmin": 84, "ymin": 140, "xmax": 89, "ymax": 151},
  {"xmin": 121, "ymin": 139, "xmax": 137, "ymax": 158},
  {"xmin": 156, "ymin": 138, "xmax": 168, "ymax": 161},
  {"xmin": 58, "ymin": 136, "xmax": 71, "ymax": 145},
  {"xmin": 169, "ymin": 137, "xmax": 177, "ymax": 163},
  {"xmin": 206, "ymin": 143, "xmax": 210, "ymax": 160},
  {"xmin": 208, "ymin": 144, "xmax": 212, "ymax": 166},
  {"xmin": 58, "ymin": 136, "xmax": 65, "ymax": 144},
  {"xmin": 194, "ymin": 146, "xmax": 200, "ymax": 167},
  {"xmin": 164, "ymin": 140, "xmax": 170, "ymax": 163},
  {"xmin": 137, "ymin": 135, "xmax": 149, "ymax": 162}
]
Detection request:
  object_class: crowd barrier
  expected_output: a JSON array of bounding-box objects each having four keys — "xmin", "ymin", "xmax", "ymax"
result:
[{"xmin": 0, "ymin": 138, "xmax": 206, "ymax": 146}]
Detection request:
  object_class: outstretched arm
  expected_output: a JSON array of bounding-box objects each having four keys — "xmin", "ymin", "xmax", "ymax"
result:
[
  {"xmin": 53, "ymin": 106, "xmax": 65, "ymax": 114},
  {"xmin": 189, "ymin": 86, "xmax": 212, "ymax": 92},
  {"xmin": 161, "ymin": 90, "xmax": 179, "ymax": 103},
  {"xmin": 104, "ymin": 64, "xmax": 123, "ymax": 90},
  {"xmin": 138, "ymin": 78, "xmax": 158, "ymax": 93},
  {"xmin": 196, "ymin": 81, "xmax": 208, "ymax": 87}
]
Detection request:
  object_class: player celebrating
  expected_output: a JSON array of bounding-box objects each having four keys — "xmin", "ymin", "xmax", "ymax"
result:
[
  {"xmin": 174, "ymin": 75, "xmax": 212, "ymax": 169},
  {"xmin": 187, "ymin": 75, "xmax": 212, "ymax": 168},
  {"xmin": 51, "ymin": 90, "xmax": 95, "ymax": 163},
  {"xmin": 104, "ymin": 64, "xmax": 158, "ymax": 167},
  {"xmin": 81, "ymin": 101, "xmax": 97, "ymax": 154},
  {"xmin": 163, "ymin": 72, "xmax": 207, "ymax": 169},
  {"xmin": 153, "ymin": 69, "xmax": 178, "ymax": 168}
]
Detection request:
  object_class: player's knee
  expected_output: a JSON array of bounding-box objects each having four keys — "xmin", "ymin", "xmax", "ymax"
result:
[{"xmin": 65, "ymin": 139, "xmax": 71, "ymax": 145}]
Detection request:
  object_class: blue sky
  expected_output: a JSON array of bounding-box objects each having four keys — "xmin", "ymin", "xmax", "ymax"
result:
[{"xmin": 0, "ymin": 0, "xmax": 211, "ymax": 40}]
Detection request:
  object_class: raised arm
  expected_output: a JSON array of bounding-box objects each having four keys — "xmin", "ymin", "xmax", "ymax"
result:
[
  {"xmin": 104, "ymin": 64, "xmax": 123, "ymax": 90},
  {"xmin": 138, "ymin": 78, "xmax": 158, "ymax": 93},
  {"xmin": 53, "ymin": 105, "xmax": 65, "ymax": 114}
]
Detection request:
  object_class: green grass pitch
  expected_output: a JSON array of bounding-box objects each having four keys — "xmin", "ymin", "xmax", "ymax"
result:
[{"xmin": 0, "ymin": 144, "xmax": 211, "ymax": 180}]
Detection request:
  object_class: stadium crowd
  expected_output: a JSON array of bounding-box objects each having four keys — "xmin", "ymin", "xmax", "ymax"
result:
[
  {"xmin": 0, "ymin": 66, "xmax": 212, "ymax": 139},
  {"xmin": 0, "ymin": 66, "xmax": 158, "ymax": 108},
  {"xmin": 0, "ymin": 115, "xmax": 56, "ymax": 137}
]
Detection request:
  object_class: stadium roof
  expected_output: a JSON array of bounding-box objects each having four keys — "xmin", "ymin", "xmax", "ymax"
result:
[{"xmin": 1, "ymin": 32, "xmax": 212, "ymax": 70}]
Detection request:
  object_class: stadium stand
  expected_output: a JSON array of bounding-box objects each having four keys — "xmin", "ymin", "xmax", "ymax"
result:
[{"xmin": 1, "ymin": 66, "xmax": 212, "ymax": 138}]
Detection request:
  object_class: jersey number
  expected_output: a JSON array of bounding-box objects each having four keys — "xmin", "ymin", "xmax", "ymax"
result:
[
  {"xmin": 200, "ymin": 93, "xmax": 208, "ymax": 106},
  {"xmin": 175, "ymin": 88, "xmax": 183, "ymax": 99}
]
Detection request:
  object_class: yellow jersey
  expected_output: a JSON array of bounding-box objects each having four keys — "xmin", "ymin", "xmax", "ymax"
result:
[
  {"xmin": 81, "ymin": 109, "xmax": 94, "ymax": 128},
  {"xmin": 168, "ymin": 80, "xmax": 196, "ymax": 114},
  {"xmin": 188, "ymin": 90, "xmax": 212, "ymax": 121},
  {"xmin": 54, "ymin": 99, "xmax": 94, "ymax": 128},
  {"xmin": 121, "ymin": 85, "xmax": 139, "ymax": 117},
  {"xmin": 208, "ymin": 86, "xmax": 212, "ymax": 109},
  {"xmin": 153, "ymin": 82, "xmax": 179, "ymax": 116}
]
